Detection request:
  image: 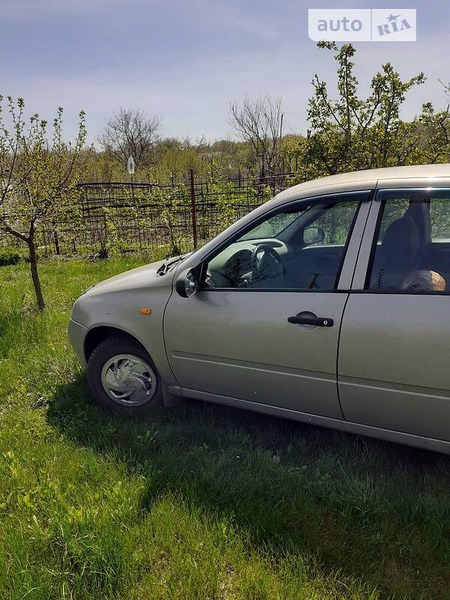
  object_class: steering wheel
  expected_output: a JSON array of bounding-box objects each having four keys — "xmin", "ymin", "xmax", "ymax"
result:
[{"xmin": 250, "ymin": 244, "xmax": 290, "ymax": 287}]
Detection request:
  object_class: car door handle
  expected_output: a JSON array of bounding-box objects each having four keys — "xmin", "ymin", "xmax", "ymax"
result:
[{"xmin": 287, "ymin": 313, "xmax": 334, "ymax": 327}]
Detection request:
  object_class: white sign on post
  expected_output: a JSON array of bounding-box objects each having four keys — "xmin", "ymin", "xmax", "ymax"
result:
[{"xmin": 127, "ymin": 156, "xmax": 135, "ymax": 176}]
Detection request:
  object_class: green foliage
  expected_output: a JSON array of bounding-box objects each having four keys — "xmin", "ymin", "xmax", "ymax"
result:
[
  {"xmin": 79, "ymin": 133, "xmax": 300, "ymax": 185},
  {"xmin": 401, "ymin": 103, "xmax": 450, "ymax": 165},
  {"xmin": 151, "ymin": 183, "xmax": 190, "ymax": 255},
  {"xmin": 0, "ymin": 247, "xmax": 21, "ymax": 266},
  {"xmin": 96, "ymin": 206, "xmax": 120, "ymax": 256},
  {"xmin": 300, "ymin": 43, "xmax": 439, "ymax": 180},
  {"xmin": 0, "ymin": 96, "xmax": 87, "ymax": 309}
]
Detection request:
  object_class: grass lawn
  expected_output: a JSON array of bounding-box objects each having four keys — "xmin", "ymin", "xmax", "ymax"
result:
[{"xmin": 0, "ymin": 258, "xmax": 450, "ymax": 599}]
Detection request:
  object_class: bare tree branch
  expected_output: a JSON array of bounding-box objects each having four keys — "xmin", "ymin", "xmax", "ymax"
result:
[
  {"xmin": 99, "ymin": 108, "xmax": 160, "ymax": 169},
  {"xmin": 229, "ymin": 95, "xmax": 283, "ymax": 175}
]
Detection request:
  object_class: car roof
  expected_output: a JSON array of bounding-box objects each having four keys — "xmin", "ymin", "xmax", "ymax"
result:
[{"xmin": 275, "ymin": 163, "xmax": 450, "ymax": 205}]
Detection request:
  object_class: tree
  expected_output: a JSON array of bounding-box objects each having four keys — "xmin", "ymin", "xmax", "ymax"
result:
[
  {"xmin": 229, "ymin": 95, "xmax": 283, "ymax": 176},
  {"xmin": 302, "ymin": 42, "xmax": 426, "ymax": 179},
  {"xmin": 0, "ymin": 96, "xmax": 86, "ymax": 310},
  {"xmin": 99, "ymin": 108, "xmax": 160, "ymax": 170},
  {"xmin": 399, "ymin": 103, "xmax": 450, "ymax": 165}
]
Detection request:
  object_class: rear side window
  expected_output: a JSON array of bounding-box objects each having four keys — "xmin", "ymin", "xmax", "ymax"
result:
[{"xmin": 366, "ymin": 189, "xmax": 450, "ymax": 293}]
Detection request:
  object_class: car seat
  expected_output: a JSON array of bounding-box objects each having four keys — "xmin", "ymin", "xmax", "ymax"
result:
[
  {"xmin": 404, "ymin": 200, "xmax": 431, "ymax": 247},
  {"xmin": 376, "ymin": 215, "xmax": 421, "ymax": 289}
]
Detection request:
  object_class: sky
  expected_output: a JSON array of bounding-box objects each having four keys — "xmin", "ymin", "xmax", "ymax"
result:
[{"xmin": 0, "ymin": 0, "xmax": 449, "ymax": 147}]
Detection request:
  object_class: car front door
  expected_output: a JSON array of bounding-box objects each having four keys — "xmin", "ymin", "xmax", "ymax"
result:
[
  {"xmin": 339, "ymin": 186, "xmax": 450, "ymax": 442},
  {"xmin": 164, "ymin": 191, "xmax": 370, "ymax": 418}
]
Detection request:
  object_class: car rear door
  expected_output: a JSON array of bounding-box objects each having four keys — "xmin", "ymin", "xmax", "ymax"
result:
[{"xmin": 338, "ymin": 185, "xmax": 450, "ymax": 443}]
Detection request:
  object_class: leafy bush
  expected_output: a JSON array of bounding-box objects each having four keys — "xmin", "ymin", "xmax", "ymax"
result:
[{"xmin": 0, "ymin": 248, "xmax": 22, "ymax": 266}]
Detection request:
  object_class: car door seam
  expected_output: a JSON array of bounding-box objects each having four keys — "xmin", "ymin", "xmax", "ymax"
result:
[{"xmin": 336, "ymin": 188, "xmax": 377, "ymax": 420}]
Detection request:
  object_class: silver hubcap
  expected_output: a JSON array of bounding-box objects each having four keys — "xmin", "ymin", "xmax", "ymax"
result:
[{"xmin": 100, "ymin": 353, "xmax": 157, "ymax": 406}]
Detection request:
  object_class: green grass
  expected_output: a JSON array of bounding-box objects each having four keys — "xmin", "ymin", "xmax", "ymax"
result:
[{"xmin": 0, "ymin": 259, "xmax": 450, "ymax": 599}]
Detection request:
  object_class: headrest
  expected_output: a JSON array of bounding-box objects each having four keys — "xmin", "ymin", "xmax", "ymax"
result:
[
  {"xmin": 404, "ymin": 201, "xmax": 431, "ymax": 245},
  {"xmin": 382, "ymin": 215, "xmax": 421, "ymax": 256}
]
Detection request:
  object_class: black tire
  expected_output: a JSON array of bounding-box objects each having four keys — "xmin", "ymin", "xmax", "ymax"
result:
[{"xmin": 87, "ymin": 335, "xmax": 163, "ymax": 415}]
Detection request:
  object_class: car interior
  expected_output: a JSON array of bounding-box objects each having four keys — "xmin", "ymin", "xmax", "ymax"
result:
[
  {"xmin": 204, "ymin": 195, "xmax": 450, "ymax": 293},
  {"xmin": 205, "ymin": 202, "xmax": 355, "ymax": 290},
  {"xmin": 369, "ymin": 198, "xmax": 449, "ymax": 291}
]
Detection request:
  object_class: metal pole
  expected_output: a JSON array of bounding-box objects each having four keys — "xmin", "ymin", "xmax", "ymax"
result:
[
  {"xmin": 190, "ymin": 168, "xmax": 198, "ymax": 249},
  {"xmin": 278, "ymin": 112, "xmax": 284, "ymax": 175},
  {"xmin": 53, "ymin": 230, "xmax": 60, "ymax": 255}
]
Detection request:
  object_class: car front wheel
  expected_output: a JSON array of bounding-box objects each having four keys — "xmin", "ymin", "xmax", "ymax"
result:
[{"xmin": 87, "ymin": 336, "xmax": 162, "ymax": 415}]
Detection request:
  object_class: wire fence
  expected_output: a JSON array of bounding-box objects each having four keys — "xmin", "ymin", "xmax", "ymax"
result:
[{"xmin": 1, "ymin": 171, "xmax": 296, "ymax": 258}]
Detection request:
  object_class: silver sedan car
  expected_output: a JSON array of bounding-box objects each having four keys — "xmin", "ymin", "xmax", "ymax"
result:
[{"xmin": 69, "ymin": 164, "xmax": 450, "ymax": 454}]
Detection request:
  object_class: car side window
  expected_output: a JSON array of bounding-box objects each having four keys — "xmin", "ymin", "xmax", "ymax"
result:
[
  {"xmin": 204, "ymin": 198, "xmax": 361, "ymax": 290},
  {"xmin": 367, "ymin": 189, "xmax": 450, "ymax": 292}
]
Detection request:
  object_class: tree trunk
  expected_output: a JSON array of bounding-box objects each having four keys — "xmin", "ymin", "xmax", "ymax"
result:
[{"xmin": 28, "ymin": 238, "xmax": 45, "ymax": 311}]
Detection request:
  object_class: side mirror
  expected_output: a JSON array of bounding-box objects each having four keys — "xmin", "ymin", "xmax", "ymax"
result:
[
  {"xmin": 176, "ymin": 268, "xmax": 199, "ymax": 298},
  {"xmin": 303, "ymin": 226, "xmax": 325, "ymax": 246}
]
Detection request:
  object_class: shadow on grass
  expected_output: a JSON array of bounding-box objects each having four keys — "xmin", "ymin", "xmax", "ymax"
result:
[{"xmin": 47, "ymin": 374, "xmax": 450, "ymax": 598}]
